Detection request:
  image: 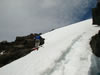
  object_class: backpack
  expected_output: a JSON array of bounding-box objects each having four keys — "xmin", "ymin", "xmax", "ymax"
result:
[{"xmin": 35, "ymin": 35, "xmax": 41, "ymax": 39}]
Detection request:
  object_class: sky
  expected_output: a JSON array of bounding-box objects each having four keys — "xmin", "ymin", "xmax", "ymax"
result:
[
  {"xmin": 0, "ymin": 0, "xmax": 97, "ymax": 41},
  {"xmin": 0, "ymin": 19, "xmax": 100, "ymax": 75}
]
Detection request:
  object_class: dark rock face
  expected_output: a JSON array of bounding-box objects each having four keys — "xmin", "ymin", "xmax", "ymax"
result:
[
  {"xmin": 92, "ymin": 2, "xmax": 100, "ymax": 25},
  {"xmin": 0, "ymin": 33, "xmax": 45, "ymax": 67},
  {"xmin": 90, "ymin": 1, "xmax": 100, "ymax": 57},
  {"xmin": 90, "ymin": 30, "xmax": 100, "ymax": 57}
]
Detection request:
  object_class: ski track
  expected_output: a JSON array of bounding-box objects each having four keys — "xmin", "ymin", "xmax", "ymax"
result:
[{"xmin": 41, "ymin": 32, "xmax": 86, "ymax": 75}]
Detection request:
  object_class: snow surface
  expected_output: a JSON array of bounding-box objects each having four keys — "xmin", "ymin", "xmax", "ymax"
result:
[
  {"xmin": 0, "ymin": 19, "xmax": 100, "ymax": 75},
  {"xmin": 0, "ymin": 0, "xmax": 97, "ymax": 41}
]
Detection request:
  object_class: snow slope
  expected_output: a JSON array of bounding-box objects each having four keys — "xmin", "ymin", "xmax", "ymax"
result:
[
  {"xmin": 0, "ymin": 19, "xmax": 100, "ymax": 75},
  {"xmin": 0, "ymin": 0, "xmax": 97, "ymax": 41}
]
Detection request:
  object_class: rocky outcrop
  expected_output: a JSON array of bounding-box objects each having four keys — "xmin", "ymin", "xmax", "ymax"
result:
[
  {"xmin": 92, "ymin": 1, "xmax": 100, "ymax": 25},
  {"xmin": 90, "ymin": 1, "xmax": 100, "ymax": 57},
  {"xmin": 90, "ymin": 30, "xmax": 100, "ymax": 57},
  {"xmin": 0, "ymin": 33, "xmax": 45, "ymax": 67}
]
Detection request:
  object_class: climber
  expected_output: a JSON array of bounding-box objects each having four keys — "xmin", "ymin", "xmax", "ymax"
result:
[{"xmin": 32, "ymin": 34, "xmax": 41, "ymax": 50}]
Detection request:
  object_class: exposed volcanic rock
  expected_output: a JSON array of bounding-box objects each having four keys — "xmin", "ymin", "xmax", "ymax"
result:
[
  {"xmin": 92, "ymin": 1, "xmax": 100, "ymax": 25},
  {"xmin": 90, "ymin": 30, "xmax": 100, "ymax": 57},
  {"xmin": 0, "ymin": 33, "xmax": 45, "ymax": 67}
]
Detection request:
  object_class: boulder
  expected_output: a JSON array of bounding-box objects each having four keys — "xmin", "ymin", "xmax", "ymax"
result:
[{"xmin": 90, "ymin": 30, "xmax": 100, "ymax": 57}]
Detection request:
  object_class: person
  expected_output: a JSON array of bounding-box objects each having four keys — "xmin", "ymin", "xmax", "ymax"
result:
[
  {"xmin": 32, "ymin": 33, "xmax": 45, "ymax": 50},
  {"xmin": 32, "ymin": 34, "xmax": 41, "ymax": 50}
]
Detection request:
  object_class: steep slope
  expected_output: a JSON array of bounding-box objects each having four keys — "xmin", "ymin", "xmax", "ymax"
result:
[
  {"xmin": 0, "ymin": 19, "xmax": 100, "ymax": 75},
  {"xmin": 0, "ymin": 0, "xmax": 97, "ymax": 41}
]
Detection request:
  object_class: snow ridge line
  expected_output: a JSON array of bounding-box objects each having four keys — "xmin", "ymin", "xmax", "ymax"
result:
[{"xmin": 41, "ymin": 32, "xmax": 86, "ymax": 75}]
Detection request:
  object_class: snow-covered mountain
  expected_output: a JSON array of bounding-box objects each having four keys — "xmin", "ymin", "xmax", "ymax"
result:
[
  {"xmin": 0, "ymin": 19, "xmax": 100, "ymax": 75},
  {"xmin": 0, "ymin": 0, "xmax": 97, "ymax": 41}
]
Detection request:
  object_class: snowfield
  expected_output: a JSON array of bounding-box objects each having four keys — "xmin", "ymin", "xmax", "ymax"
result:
[
  {"xmin": 0, "ymin": 19, "xmax": 100, "ymax": 75},
  {"xmin": 0, "ymin": 0, "xmax": 97, "ymax": 42}
]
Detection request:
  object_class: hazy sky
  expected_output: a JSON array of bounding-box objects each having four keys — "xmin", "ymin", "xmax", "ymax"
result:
[{"xmin": 0, "ymin": 0, "xmax": 97, "ymax": 41}]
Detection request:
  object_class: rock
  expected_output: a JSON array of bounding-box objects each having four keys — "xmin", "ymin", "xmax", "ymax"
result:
[
  {"xmin": 92, "ymin": 1, "xmax": 100, "ymax": 25},
  {"xmin": 0, "ymin": 33, "xmax": 45, "ymax": 67},
  {"xmin": 90, "ymin": 30, "xmax": 100, "ymax": 57},
  {"xmin": 90, "ymin": 1, "xmax": 100, "ymax": 57}
]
